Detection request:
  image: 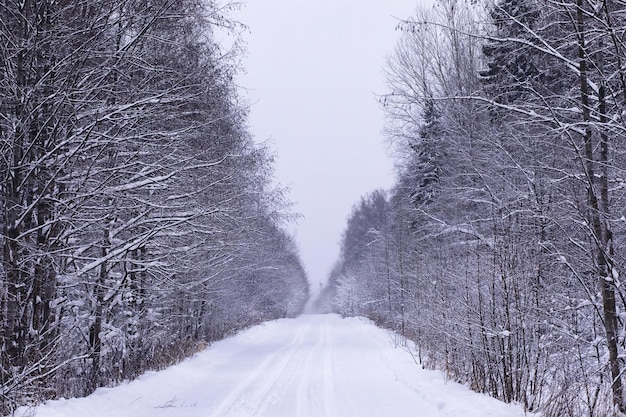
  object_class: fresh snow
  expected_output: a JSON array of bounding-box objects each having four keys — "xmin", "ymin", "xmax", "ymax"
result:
[{"xmin": 15, "ymin": 314, "xmax": 533, "ymax": 417}]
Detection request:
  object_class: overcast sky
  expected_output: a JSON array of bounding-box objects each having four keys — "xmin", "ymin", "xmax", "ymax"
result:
[{"xmin": 230, "ymin": 1, "xmax": 427, "ymax": 292}]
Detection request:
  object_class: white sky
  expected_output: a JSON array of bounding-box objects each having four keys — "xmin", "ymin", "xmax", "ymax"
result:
[{"xmin": 229, "ymin": 1, "xmax": 428, "ymax": 292}]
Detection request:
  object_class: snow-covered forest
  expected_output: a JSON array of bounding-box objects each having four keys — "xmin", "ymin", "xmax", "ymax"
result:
[
  {"xmin": 317, "ymin": 0, "xmax": 626, "ymax": 416},
  {"xmin": 0, "ymin": 1, "xmax": 309, "ymax": 413},
  {"xmin": 7, "ymin": 0, "xmax": 626, "ymax": 415}
]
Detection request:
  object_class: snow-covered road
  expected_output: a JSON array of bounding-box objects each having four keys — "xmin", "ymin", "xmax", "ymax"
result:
[{"xmin": 17, "ymin": 314, "xmax": 530, "ymax": 417}]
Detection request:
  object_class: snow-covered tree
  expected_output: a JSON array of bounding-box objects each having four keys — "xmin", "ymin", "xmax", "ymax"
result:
[
  {"xmin": 0, "ymin": 1, "xmax": 308, "ymax": 412},
  {"xmin": 325, "ymin": 0, "xmax": 626, "ymax": 415}
]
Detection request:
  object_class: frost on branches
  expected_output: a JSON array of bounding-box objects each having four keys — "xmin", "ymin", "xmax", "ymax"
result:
[{"xmin": 0, "ymin": 1, "xmax": 308, "ymax": 413}]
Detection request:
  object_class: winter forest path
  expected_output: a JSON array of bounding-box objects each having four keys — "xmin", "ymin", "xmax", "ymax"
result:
[{"xmin": 17, "ymin": 315, "xmax": 530, "ymax": 417}]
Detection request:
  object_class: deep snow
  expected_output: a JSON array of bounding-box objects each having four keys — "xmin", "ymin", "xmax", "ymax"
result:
[{"xmin": 14, "ymin": 314, "xmax": 533, "ymax": 417}]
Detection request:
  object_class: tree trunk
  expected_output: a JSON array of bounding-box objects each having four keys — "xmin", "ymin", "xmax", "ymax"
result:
[
  {"xmin": 89, "ymin": 228, "xmax": 109, "ymax": 393},
  {"xmin": 576, "ymin": 0, "xmax": 624, "ymax": 411}
]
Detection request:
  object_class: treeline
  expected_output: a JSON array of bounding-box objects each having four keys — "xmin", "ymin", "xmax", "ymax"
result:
[
  {"xmin": 0, "ymin": 0, "xmax": 308, "ymax": 413},
  {"xmin": 318, "ymin": 0, "xmax": 626, "ymax": 416}
]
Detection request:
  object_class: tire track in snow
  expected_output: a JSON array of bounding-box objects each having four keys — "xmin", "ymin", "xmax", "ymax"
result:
[
  {"xmin": 217, "ymin": 316, "xmax": 337, "ymax": 417},
  {"xmin": 209, "ymin": 323, "xmax": 307, "ymax": 417},
  {"xmin": 294, "ymin": 320, "xmax": 325, "ymax": 417},
  {"xmin": 321, "ymin": 317, "xmax": 338, "ymax": 417},
  {"xmin": 248, "ymin": 337, "xmax": 303, "ymax": 417}
]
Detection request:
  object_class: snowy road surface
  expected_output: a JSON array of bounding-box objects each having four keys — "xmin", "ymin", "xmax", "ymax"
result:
[{"xmin": 17, "ymin": 314, "xmax": 531, "ymax": 417}]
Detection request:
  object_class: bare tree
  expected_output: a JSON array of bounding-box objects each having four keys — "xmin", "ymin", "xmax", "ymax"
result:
[{"xmin": 0, "ymin": 0, "xmax": 309, "ymax": 412}]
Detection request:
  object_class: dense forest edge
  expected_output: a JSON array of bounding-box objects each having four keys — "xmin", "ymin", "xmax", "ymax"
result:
[
  {"xmin": 0, "ymin": 1, "xmax": 309, "ymax": 414},
  {"xmin": 315, "ymin": 0, "xmax": 626, "ymax": 416}
]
